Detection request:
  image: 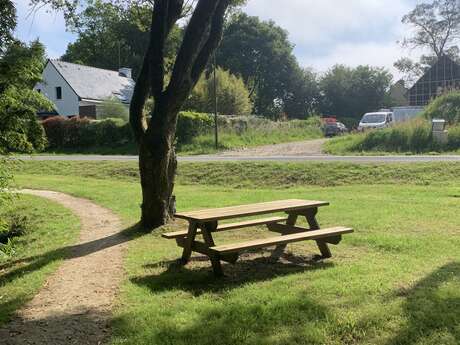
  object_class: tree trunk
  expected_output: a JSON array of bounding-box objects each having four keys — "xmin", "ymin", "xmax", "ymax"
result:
[
  {"xmin": 129, "ymin": 0, "xmax": 231, "ymax": 230},
  {"xmin": 138, "ymin": 108, "xmax": 178, "ymax": 229}
]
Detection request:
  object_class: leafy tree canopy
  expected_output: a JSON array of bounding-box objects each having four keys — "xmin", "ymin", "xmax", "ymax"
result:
[
  {"xmin": 0, "ymin": 40, "xmax": 52, "ymax": 153},
  {"xmin": 319, "ymin": 65, "xmax": 392, "ymax": 120},
  {"xmin": 0, "ymin": 0, "xmax": 16, "ymax": 55},
  {"xmin": 217, "ymin": 12, "xmax": 312, "ymax": 118},
  {"xmin": 61, "ymin": 0, "xmax": 182, "ymax": 78}
]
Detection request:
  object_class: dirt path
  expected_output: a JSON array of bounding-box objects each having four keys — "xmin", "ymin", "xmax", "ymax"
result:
[
  {"xmin": 217, "ymin": 138, "xmax": 328, "ymax": 157},
  {"xmin": 0, "ymin": 190, "xmax": 126, "ymax": 345}
]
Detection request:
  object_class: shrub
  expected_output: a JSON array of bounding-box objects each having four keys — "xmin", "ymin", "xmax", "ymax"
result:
[
  {"xmin": 447, "ymin": 125, "xmax": 460, "ymax": 150},
  {"xmin": 42, "ymin": 117, "xmax": 132, "ymax": 149},
  {"xmin": 176, "ymin": 112, "xmax": 214, "ymax": 145},
  {"xmin": 423, "ymin": 91, "xmax": 460, "ymax": 125},
  {"xmin": 98, "ymin": 97, "xmax": 129, "ymax": 122},
  {"xmin": 183, "ymin": 68, "xmax": 253, "ymax": 115}
]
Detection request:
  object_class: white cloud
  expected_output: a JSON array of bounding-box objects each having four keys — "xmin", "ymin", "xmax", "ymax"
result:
[
  {"xmin": 243, "ymin": 0, "xmax": 423, "ymax": 78},
  {"xmin": 14, "ymin": 0, "xmax": 76, "ymax": 58}
]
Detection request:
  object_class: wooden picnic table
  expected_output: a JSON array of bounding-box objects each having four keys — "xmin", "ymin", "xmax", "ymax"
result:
[{"xmin": 162, "ymin": 199, "xmax": 353, "ymax": 276}]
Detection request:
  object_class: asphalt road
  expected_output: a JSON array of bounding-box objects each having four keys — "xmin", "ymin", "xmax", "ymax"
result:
[{"xmin": 15, "ymin": 154, "xmax": 460, "ymax": 163}]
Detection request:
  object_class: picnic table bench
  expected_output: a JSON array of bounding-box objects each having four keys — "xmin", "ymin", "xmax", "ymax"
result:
[{"xmin": 162, "ymin": 199, "xmax": 353, "ymax": 276}]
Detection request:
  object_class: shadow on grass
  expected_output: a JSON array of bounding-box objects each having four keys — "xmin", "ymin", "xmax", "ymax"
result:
[
  {"xmin": 387, "ymin": 261, "xmax": 460, "ymax": 345},
  {"xmin": 132, "ymin": 250, "xmax": 334, "ymax": 296},
  {"xmin": 0, "ymin": 223, "xmax": 145, "ymax": 288},
  {"xmin": 113, "ymin": 291, "xmax": 332, "ymax": 345}
]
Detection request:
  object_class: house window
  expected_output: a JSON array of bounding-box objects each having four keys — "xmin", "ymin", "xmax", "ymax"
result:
[{"xmin": 56, "ymin": 87, "xmax": 62, "ymax": 99}]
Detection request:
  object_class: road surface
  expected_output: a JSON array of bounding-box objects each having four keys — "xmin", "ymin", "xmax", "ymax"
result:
[{"xmin": 15, "ymin": 154, "xmax": 460, "ymax": 163}]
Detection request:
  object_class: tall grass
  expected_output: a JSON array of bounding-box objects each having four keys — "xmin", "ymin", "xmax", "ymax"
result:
[
  {"xmin": 179, "ymin": 117, "xmax": 323, "ymax": 154},
  {"xmin": 325, "ymin": 119, "xmax": 460, "ymax": 154}
]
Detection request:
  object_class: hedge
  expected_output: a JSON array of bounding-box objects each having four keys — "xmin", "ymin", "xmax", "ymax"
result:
[{"xmin": 42, "ymin": 112, "xmax": 214, "ymax": 149}]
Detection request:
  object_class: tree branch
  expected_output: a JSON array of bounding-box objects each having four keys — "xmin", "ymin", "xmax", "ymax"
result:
[
  {"xmin": 166, "ymin": 0, "xmax": 221, "ymax": 103},
  {"xmin": 129, "ymin": 0, "xmax": 183, "ymax": 143},
  {"xmin": 190, "ymin": 0, "xmax": 230, "ymax": 83}
]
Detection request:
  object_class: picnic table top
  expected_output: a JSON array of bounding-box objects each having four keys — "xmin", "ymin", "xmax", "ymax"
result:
[{"xmin": 174, "ymin": 199, "xmax": 329, "ymax": 222}]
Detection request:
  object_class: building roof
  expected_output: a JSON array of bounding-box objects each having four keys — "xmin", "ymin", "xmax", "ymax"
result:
[
  {"xmin": 409, "ymin": 55, "xmax": 460, "ymax": 92},
  {"xmin": 49, "ymin": 60, "xmax": 135, "ymax": 103}
]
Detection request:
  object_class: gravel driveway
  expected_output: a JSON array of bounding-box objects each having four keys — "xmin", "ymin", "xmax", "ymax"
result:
[{"xmin": 218, "ymin": 138, "xmax": 328, "ymax": 157}]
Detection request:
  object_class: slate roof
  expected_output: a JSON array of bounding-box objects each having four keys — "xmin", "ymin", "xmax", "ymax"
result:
[{"xmin": 50, "ymin": 60, "xmax": 135, "ymax": 103}]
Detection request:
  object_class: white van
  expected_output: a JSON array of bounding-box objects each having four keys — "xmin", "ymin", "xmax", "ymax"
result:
[{"xmin": 358, "ymin": 112, "xmax": 393, "ymax": 131}]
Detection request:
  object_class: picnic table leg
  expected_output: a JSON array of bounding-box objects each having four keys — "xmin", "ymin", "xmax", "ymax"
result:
[
  {"xmin": 304, "ymin": 208, "xmax": 332, "ymax": 258},
  {"xmin": 180, "ymin": 221, "xmax": 198, "ymax": 264},
  {"xmin": 270, "ymin": 213, "xmax": 298, "ymax": 260},
  {"xmin": 201, "ymin": 221, "xmax": 224, "ymax": 277}
]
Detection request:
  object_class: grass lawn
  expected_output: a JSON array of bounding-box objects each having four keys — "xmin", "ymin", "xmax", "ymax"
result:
[
  {"xmin": 324, "ymin": 132, "xmax": 460, "ymax": 156},
  {"xmin": 9, "ymin": 161, "xmax": 460, "ymax": 345},
  {"xmin": 0, "ymin": 195, "xmax": 80, "ymax": 325}
]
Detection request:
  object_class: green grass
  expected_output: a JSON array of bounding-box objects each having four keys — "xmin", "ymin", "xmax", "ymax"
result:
[
  {"xmin": 15, "ymin": 160, "xmax": 460, "ymax": 188},
  {"xmin": 0, "ymin": 195, "xmax": 80, "ymax": 325},
  {"xmin": 10, "ymin": 161, "xmax": 460, "ymax": 345},
  {"xmin": 325, "ymin": 121, "xmax": 460, "ymax": 156},
  {"xmin": 179, "ymin": 124, "xmax": 323, "ymax": 155}
]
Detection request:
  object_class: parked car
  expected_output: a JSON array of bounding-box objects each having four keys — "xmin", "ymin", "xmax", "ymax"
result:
[
  {"xmin": 324, "ymin": 122, "xmax": 348, "ymax": 137},
  {"xmin": 357, "ymin": 107, "xmax": 424, "ymax": 131},
  {"xmin": 358, "ymin": 112, "xmax": 393, "ymax": 131}
]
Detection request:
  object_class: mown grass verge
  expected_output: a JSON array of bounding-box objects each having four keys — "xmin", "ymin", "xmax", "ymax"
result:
[
  {"xmin": 10, "ymin": 161, "xmax": 460, "ymax": 345},
  {"xmin": 0, "ymin": 195, "xmax": 80, "ymax": 325},
  {"xmin": 15, "ymin": 160, "xmax": 460, "ymax": 188}
]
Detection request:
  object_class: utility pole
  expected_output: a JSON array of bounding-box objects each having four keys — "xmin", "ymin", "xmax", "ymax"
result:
[
  {"xmin": 118, "ymin": 41, "xmax": 121, "ymax": 69},
  {"xmin": 213, "ymin": 52, "xmax": 218, "ymax": 149}
]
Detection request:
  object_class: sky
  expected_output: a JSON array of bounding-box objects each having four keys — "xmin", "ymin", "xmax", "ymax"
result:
[{"xmin": 14, "ymin": 0, "xmax": 425, "ymax": 80}]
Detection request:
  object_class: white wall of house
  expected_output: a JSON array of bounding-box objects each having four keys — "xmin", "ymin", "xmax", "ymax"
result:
[{"xmin": 34, "ymin": 62, "xmax": 80, "ymax": 116}]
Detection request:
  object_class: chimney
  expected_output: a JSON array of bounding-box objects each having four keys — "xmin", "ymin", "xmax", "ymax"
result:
[{"xmin": 118, "ymin": 67, "xmax": 132, "ymax": 79}]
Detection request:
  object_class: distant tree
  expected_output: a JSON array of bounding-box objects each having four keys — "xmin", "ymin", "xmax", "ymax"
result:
[
  {"xmin": 61, "ymin": 0, "xmax": 182, "ymax": 78},
  {"xmin": 98, "ymin": 97, "xmax": 129, "ymax": 122},
  {"xmin": 183, "ymin": 67, "xmax": 252, "ymax": 115},
  {"xmin": 319, "ymin": 65, "xmax": 392, "ymax": 120},
  {"xmin": 282, "ymin": 67, "xmax": 320, "ymax": 119},
  {"xmin": 423, "ymin": 91, "xmax": 460, "ymax": 125},
  {"xmin": 395, "ymin": 0, "xmax": 460, "ymax": 83},
  {"xmin": 0, "ymin": 40, "xmax": 52, "ymax": 153},
  {"xmin": 218, "ymin": 13, "xmax": 308, "ymax": 118}
]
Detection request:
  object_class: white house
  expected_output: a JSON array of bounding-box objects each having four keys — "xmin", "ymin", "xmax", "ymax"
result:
[{"xmin": 35, "ymin": 60, "xmax": 135, "ymax": 118}]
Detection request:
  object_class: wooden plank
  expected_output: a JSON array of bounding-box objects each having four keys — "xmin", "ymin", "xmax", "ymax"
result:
[
  {"xmin": 174, "ymin": 199, "xmax": 329, "ymax": 222},
  {"xmin": 211, "ymin": 227, "xmax": 354, "ymax": 254},
  {"xmin": 175, "ymin": 237, "xmax": 239, "ymax": 264},
  {"xmin": 162, "ymin": 216, "xmax": 289, "ymax": 239},
  {"xmin": 304, "ymin": 208, "xmax": 331, "ymax": 258}
]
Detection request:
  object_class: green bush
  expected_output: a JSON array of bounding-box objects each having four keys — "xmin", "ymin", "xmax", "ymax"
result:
[
  {"xmin": 42, "ymin": 113, "xmax": 213, "ymax": 149},
  {"xmin": 423, "ymin": 91, "xmax": 460, "ymax": 125},
  {"xmin": 98, "ymin": 97, "xmax": 129, "ymax": 122},
  {"xmin": 183, "ymin": 68, "xmax": 253, "ymax": 115},
  {"xmin": 176, "ymin": 112, "xmax": 214, "ymax": 145},
  {"xmin": 447, "ymin": 125, "xmax": 460, "ymax": 150},
  {"xmin": 42, "ymin": 117, "xmax": 132, "ymax": 149}
]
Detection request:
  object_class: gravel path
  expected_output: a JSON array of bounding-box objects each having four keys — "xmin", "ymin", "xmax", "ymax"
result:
[
  {"xmin": 0, "ymin": 190, "xmax": 126, "ymax": 345},
  {"xmin": 217, "ymin": 138, "xmax": 328, "ymax": 156}
]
